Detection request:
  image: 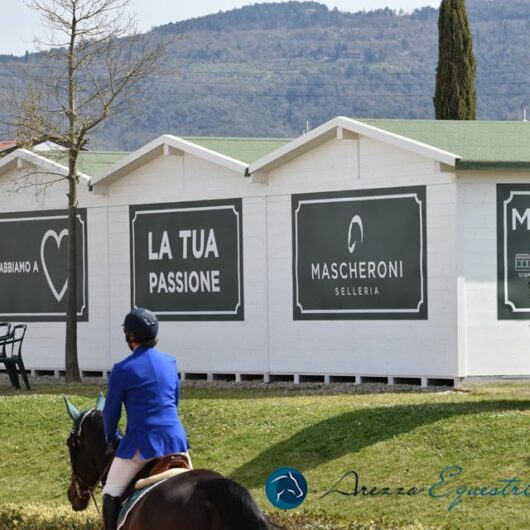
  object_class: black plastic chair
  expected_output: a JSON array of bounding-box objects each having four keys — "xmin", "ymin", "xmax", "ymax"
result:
[
  {"xmin": 0, "ymin": 324, "xmax": 30, "ymax": 390},
  {"xmin": 0, "ymin": 323, "xmax": 16, "ymax": 387},
  {"xmin": 0, "ymin": 323, "xmax": 10, "ymax": 339}
]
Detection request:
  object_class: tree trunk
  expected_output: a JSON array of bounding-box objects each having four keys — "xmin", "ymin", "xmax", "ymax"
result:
[
  {"xmin": 65, "ymin": 173, "xmax": 80, "ymax": 383},
  {"xmin": 15, "ymin": 0, "xmax": 166, "ymax": 382}
]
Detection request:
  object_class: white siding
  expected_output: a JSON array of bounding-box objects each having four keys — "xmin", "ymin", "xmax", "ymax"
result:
[
  {"xmin": 458, "ymin": 173, "xmax": 530, "ymax": 376},
  {"xmin": 3, "ymin": 134, "xmax": 508, "ymax": 381},
  {"xmin": 264, "ymin": 138, "xmax": 458, "ymax": 378}
]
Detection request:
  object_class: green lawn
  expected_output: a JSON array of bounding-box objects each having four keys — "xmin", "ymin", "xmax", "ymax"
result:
[{"xmin": 0, "ymin": 383, "xmax": 529, "ymax": 529}]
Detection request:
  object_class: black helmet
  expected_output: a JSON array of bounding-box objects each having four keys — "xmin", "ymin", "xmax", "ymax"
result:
[{"xmin": 123, "ymin": 308, "xmax": 159, "ymax": 341}]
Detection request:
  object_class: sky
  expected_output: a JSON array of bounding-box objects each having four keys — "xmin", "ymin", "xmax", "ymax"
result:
[{"xmin": 1, "ymin": 0, "xmax": 440, "ymax": 56}]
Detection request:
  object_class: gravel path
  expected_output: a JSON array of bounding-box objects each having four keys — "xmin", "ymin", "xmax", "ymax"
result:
[{"xmin": 0, "ymin": 373, "xmax": 455, "ymax": 395}]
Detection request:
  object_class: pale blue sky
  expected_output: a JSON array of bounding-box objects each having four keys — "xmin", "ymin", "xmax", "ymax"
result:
[{"xmin": 2, "ymin": 0, "xmax": 439, "ymax": 56}]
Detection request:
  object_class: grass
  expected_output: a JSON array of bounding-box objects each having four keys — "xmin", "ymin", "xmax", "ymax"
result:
[{"xmin": 0, "ymin": 383, "xmax": 529, "ymax": 529}]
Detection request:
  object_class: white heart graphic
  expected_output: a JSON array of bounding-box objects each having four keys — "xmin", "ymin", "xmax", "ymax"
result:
[{"xmin": 40, "ymin": 229, "xmax": 69, "ymax": 302}]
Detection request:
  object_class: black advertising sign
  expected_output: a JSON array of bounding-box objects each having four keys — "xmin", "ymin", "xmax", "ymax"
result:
[
  {"xmin": 497, "ymin": 184, "xmax": 530, "ymax": 319},
  {"xmin": 292, "ymin": 186, "xmax": 427, "ymax": 320},
  {"xmin": 0, "ymin": 209, "xmax": 88, "ymax": 321},
  {"xmin": 130, "ymin": 199, "xmax": 244, "ymax": 320}
]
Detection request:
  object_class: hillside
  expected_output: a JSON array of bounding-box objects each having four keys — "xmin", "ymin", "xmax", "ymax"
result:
[{"xmin": 1, "ymin": 0, "xmax": 530, "ymax": 150}]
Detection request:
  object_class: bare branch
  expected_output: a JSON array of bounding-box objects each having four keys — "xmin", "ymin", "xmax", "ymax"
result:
[
  {"xmin": 7, "ymin": 164, "xmax": 68, "ymax": 207},
  {"xmin": 4, "ymin": 1, "xmax": 169, "ymax": 382},
  {"xmin": 7, "ymin": 0, "xmax": 168, "ymax": 161}
]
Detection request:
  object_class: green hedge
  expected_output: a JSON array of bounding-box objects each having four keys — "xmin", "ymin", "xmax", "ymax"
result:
[
  {"xmin": 0, "ymin": 505, "xmax": 99, "ymax": 530},
  {"xmin": 269, "ymin": 512, "xmax": 436, "ymax": 530},
  {"xmin": 0, "ymin": 505, "xmax": 435, "ymax": 530}
]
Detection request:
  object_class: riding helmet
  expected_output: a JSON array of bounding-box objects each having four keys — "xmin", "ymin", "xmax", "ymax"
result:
[{"xmin": 123, "ymin": 308, "xmax": 159, "ymax": 341}]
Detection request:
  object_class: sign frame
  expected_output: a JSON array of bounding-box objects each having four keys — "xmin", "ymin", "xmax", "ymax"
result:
[
  {"xmin": 129, "ymin": 198, "xmax": 244, "ymax": 321},
  {"xmin": 497, "ymin": 184, "xmax": 530, "ymax": 319},
  {"xmin": 0, "ymin": 208, "xmax": 88, "ymax": 322},
  {"xmin": 292, "ymin": 186, "xmax": 428, "ymax": 320}
]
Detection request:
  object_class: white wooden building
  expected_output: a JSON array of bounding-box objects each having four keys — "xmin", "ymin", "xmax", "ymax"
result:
[{"xmin": 2, "ymin": 116, "xmax": 530, "ymax": 386}]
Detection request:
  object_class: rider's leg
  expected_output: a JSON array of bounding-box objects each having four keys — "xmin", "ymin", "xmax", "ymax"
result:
[
  {"xmin": 102, "ymin": 451, "xmax": 151, "ymax": 530},
  {"xmin": 102, "ymin": 494, "xmax": 121, "ymax": 530},
  {"xmin": 103, "ymin": 452, "xmax": 147, "ymax": 497}
]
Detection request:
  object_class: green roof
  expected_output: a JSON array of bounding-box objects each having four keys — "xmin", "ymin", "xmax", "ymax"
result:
[
  {"xmin": 76, "ymin": 151, "xmax": 129, "ymax": 175},
  {"xmin": 360, "ymin": 119, "xmax": 530, "ymax": 170},
  {"xmin": 41, "ymin": 151, "xmax": 129, "ymax": 176},
  {"xmin": 40, "ymin": 138, "xmax": 291, "ymax": 175},
  {"xmin": 37, "ymin": 121, "xmax": 530, "ymax": 176},
  {"xmin": 184, "ymin": 137, "xmax": 290, "ymax": 164}
]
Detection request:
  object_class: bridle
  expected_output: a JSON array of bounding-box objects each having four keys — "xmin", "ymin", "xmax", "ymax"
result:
[{"xmin": 68, "ymin": 408, "xmax": 114, "ymax": 514}]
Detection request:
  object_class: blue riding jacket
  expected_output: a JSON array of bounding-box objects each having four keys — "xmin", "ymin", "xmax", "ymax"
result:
[{"xmin": 103, "ymin": 346, "xmax": 189, "ymax": 460}]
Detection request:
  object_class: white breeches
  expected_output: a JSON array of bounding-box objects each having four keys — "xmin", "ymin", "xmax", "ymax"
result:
[{"xmin": 103, "ymin": 450, "xmax": 192, "ymax": 497}]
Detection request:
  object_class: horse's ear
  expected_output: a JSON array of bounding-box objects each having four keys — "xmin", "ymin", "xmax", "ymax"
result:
[
  {"xmin": 64, "ymin": 396, "xmax": 81, "ymax": 422},
  {"xmin": 95, "ymin": 391, "xmax": 105, "ymax": 412}
]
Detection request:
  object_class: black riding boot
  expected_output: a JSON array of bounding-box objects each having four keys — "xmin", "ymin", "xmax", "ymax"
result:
[{"xmin": 102, "ymin": 494, "xmax": 121, "ymax": 530}]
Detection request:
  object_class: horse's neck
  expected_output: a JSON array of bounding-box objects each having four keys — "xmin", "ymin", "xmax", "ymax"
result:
[{"xmin": 90, "ymin": 417, "xmax": 112, "ymax": 476}]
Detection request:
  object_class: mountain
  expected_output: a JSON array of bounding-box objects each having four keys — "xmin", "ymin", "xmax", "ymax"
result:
[{"xmin": 1, "ymin": 0, "xmax": 530, "ymax": 150}]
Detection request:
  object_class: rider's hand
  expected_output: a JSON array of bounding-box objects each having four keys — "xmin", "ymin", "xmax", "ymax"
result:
[
  {"xmin": 105, "ymin": 432, "xmax": 122, "ymax": 456},
  {"xmin": 105, "ymin": 441, "xmax": 117, "ymax": 456}
]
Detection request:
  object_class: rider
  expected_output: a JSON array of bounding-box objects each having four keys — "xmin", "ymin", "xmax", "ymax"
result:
[{"xmin": 102, "ymin": 307, "xmax": 191, "ymax": 530}]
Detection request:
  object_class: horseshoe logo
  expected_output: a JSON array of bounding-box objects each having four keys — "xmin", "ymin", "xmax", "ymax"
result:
[{"xmin": 348, "ymin": 215, "xmax": 363, "ymax": 254}]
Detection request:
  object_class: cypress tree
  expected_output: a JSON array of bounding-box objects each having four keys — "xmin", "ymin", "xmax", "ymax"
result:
[{"xmin": 433, "ymin": 0, "xmax": 477, "ymax": 119}]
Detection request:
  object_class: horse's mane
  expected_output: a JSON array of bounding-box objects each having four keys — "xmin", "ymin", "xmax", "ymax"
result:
[
  {"xmin": 196, "ymin": 478, "xmax": 280, "ymax": 530},
  {"xmin": 72, "ymin": 410, "xmax": 105, "ymax": 448},
  {"xmin": 73, "ymin": 408, "xmax": 124, "ymax": 441}
]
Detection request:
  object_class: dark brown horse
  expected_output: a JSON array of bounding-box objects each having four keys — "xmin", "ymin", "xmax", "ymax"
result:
[{"xmin": 64, "ymin": 395, "xmax": 280, "ymax": 530}]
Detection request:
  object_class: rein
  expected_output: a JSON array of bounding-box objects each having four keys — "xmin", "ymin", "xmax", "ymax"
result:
[
  {"xmin": 71, "ymin": 454, "xmax": 113, "ymax": 515},
  {"xmin": 69, "ymin": 409, "xmax": 114, "ymax": 515}
]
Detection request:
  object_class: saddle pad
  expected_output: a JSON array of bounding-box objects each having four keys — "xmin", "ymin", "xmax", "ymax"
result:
[
  {"xmin": 135, "ymin": 468, "xmax": 189, "ymax": 490},
  {"xmin": 117, "ymin": 480, "xmax": 164, "ymax": 530}
]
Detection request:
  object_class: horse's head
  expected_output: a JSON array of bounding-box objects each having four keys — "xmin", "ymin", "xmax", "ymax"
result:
[{"xmin": 64, "ymin": 393, "xmax": 107, "ymax": 511}]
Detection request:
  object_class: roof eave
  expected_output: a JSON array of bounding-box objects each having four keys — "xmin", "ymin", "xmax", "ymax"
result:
[
  {"xmin": 340, "ymin": 117, "xmax": 460, "ymax": 166},
  {"xmin": 0, "ymin": 152, "xmax": 18, "ymax": 176},
  {"xmin": 249, "ymin": 116, "xmax": 459, "ymax": 174},
  {"xmin": 92, "ymin": 135, "xmax": 248, "ymax": 187},
  {"xmin": 0, "ymin": 148, "xmax": 91, "ymax": 183},
  {"xmin": 456, "ymin": 160, "xmax": 530, "ymax": 171}
]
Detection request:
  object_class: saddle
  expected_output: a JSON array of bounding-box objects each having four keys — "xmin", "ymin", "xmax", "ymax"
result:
[
  {"xmin": 116, "ymin": 453, "xmax": 192, "ymax": 530},
  {"xmin": 119, "ymin": 453, "xmax": 192, "ymax": 502},
  {"xmin": 135, "ymin": 453, "xmax": 192, "ymax": 489}
]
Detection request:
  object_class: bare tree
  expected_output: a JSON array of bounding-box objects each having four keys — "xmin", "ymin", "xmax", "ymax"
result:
[{"xmin": 10, "ymin": 0, "xmax": 167, "ymax": 382}]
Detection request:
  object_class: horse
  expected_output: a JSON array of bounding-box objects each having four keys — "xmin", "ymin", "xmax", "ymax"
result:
[{"xmin": 64, "ymin": 394, "xmax": 281, "ymax": 530}]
